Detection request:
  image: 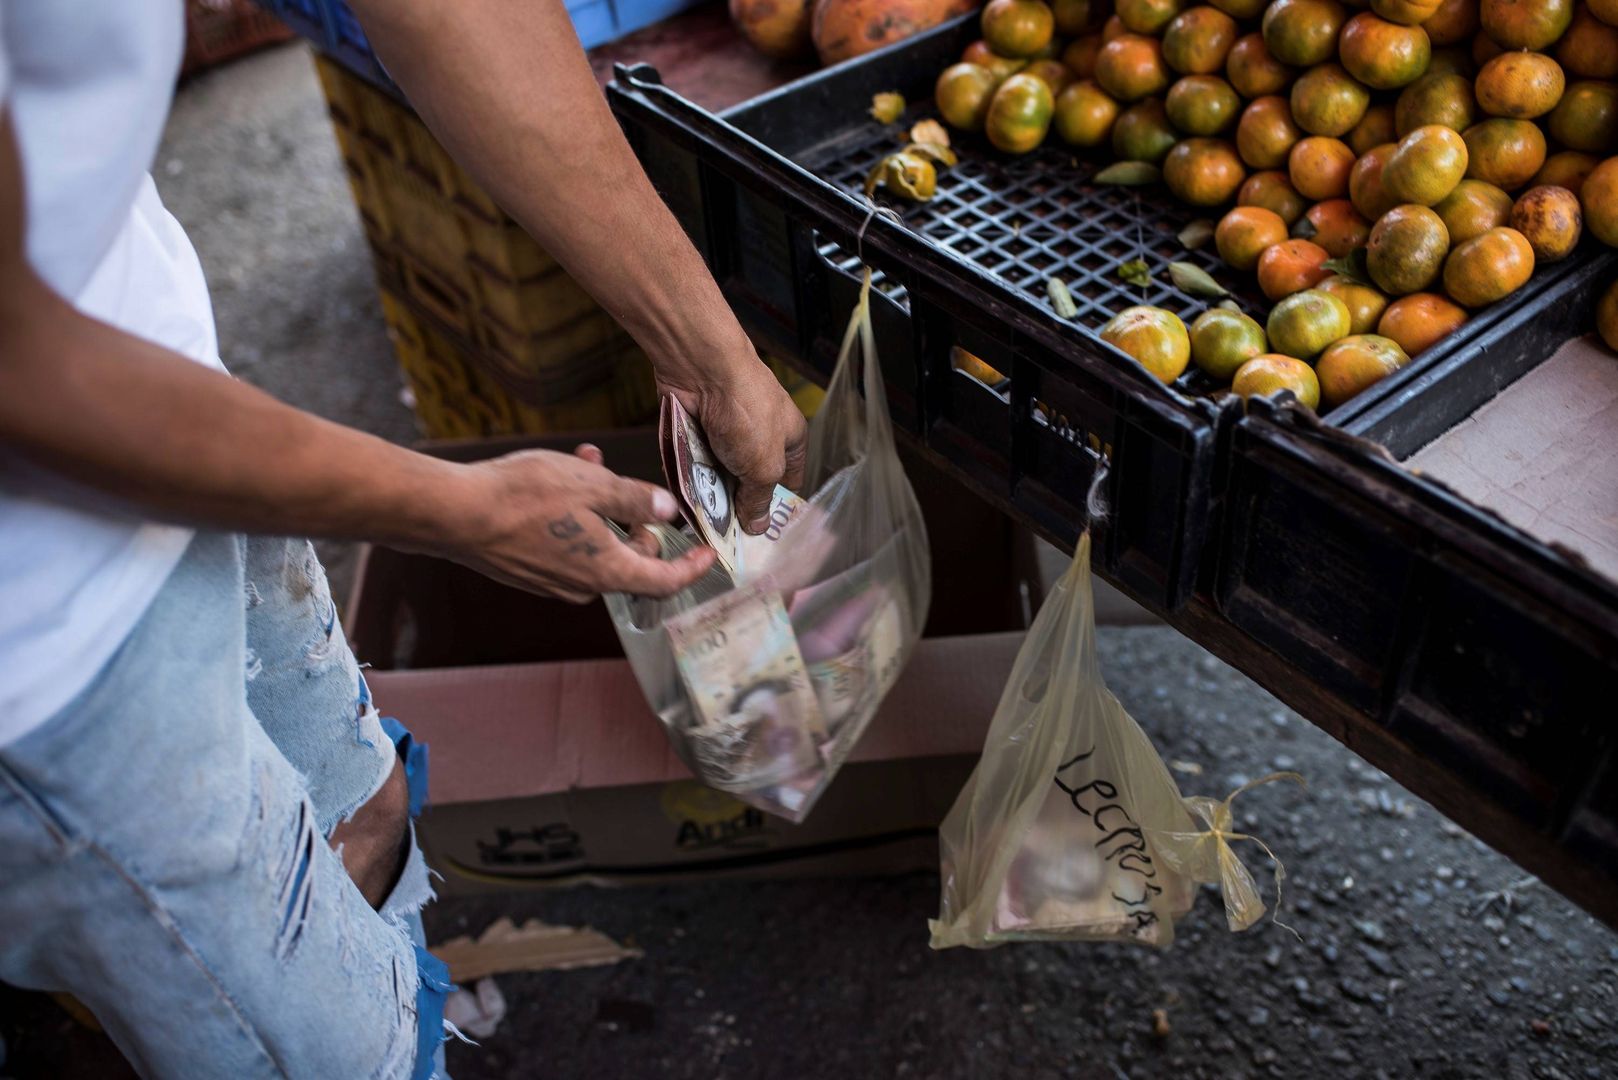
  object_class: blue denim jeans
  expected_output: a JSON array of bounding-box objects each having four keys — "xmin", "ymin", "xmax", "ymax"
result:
[{"xmin": 0, "ymin": 532, "xmax": 450, "ymax": 1079}]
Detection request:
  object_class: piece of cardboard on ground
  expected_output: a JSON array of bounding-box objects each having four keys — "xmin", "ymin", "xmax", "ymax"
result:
[
  {"xmin": 432, "ymin": 916, "xmax": 640, "ymax": 982},
  {"xmin": 1405, "ymin": 335, "xmax": 1618, "ymax": 584},
  {"xmin": 348, "ymin": 429, "xmax": 1041, "ymax": 895}
]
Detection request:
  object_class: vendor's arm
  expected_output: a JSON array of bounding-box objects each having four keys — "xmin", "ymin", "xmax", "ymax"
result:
[
  {"xmin": 348, "ymin": 0, "xmax": 808, "ymax": 532},
  {"xmin": 0, "ymin": 112, "xmax": 713, "ymax": 601}
]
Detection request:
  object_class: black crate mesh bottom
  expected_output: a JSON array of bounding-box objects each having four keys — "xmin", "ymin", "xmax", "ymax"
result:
[{"xmin": 806, "ymin": 109, "xmax": 1273, "ymax": 402}]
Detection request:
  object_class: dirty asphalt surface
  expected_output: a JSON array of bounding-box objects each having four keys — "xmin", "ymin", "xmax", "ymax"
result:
[{"xmin": 3, "ymin": 42, "xmax": 1616, "ymax": 1080}]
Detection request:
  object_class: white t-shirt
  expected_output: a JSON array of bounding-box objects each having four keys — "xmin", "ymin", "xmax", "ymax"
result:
[{"xmin": 1, "ymin": 1, "xmax": 224, "ymax": 745}]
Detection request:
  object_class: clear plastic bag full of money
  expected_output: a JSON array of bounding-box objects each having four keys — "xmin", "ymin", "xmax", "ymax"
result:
[
  {"xmin": 928, "ymin": 534, "xmax": 1300, "ymax": 949},
  {"xmin": 605, "ymin": 270, "xmax": 932, "ymax": 823}
]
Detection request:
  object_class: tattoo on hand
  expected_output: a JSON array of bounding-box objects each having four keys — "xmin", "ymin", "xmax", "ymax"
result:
[
  {"xmin": 569, "ymin": 540, "xmax": 601, "ymax": 558},
  {"xmin": 548, "ymin": 514, "xmax": 584, "ymax": 540}
]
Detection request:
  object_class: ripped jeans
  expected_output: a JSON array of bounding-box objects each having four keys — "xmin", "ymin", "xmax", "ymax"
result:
[{"xmin": 0, "ymin": 532, "xmax": 451, "ymax": 1079}]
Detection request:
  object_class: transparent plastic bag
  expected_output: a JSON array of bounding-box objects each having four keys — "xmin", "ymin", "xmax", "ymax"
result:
[
  {"xmin": 605, "ymin": 270, "xmax": 931, "ymax": 822},
  {"xmin": 929, "ymin": 534, "xmax": 1300, "ymax": 949}
]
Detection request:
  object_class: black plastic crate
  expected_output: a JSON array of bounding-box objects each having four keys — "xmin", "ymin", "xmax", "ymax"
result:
[{"xmin": 608, "ymin": 19, "xmax": 1618, "ymax": 924}]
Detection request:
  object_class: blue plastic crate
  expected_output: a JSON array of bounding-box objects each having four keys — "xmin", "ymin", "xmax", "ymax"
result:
[{"xmin": 256, "ymin": 0, "xmax": 705, "ymax": 92}]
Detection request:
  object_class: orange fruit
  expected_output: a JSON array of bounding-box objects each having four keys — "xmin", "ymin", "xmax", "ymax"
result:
[
  {"xmin": 1367, "ymin": 203, "xmax": 1452, "ymax": 292},
  {"xmin": 1102, "ymin": 13, "xmax": 1130, "ymax": 39},
  {"xmin": 982, "ymin": 0, "xmax": 1058, "ymax": 58},
  {"xmin": 936, "ymin": 63, "xmax": 1003, "ymax": 131},
  {"xmin": 1594, "ymin": 0, "xmax": 1618, "ymax": 23},
  {"xmin": 1117, "ymin": 0, "xmax": 1187, "ymax": 33},
  {"xmin": 1053, "ymin": 0, "xmax": 1107, "ymax": 34},
  {"xmin": 1531, "ymin": 149, "xmax": 1601, "ymax": 196},
  {"xmin": 1559, "ymin": 7, "xmax": 1618, "ymax": 79},
  {"xmin": 962, "ymin": 40, "xmax": 1031, "ymax": 82},
  {"xmin": 1395, "ymin": 71, "xmax": 1479, "ymax": 134},
  {"xmin": 1351, "ymin": 142, "xmax": 1404, "ymax": 218},
  {"xmin": 1241, "ymin": 169, "xmax": 1312, "ymax": 223},
  {"xmin": 1340, "ymin": 13, "xmax": 1434, "ymax": 89},
  {"xmin": 1317, "ymin": 334, "xmax": 1411, "ymax": 406},
  {"xmin": 1289, "ymin": 135, "xmax": 1358, "ymax": 199},
  {"xmin": 1434, "ymin": 177, "xmax": 1516, "ymax": 241},
  {"xmin": 1474, "ymin": 51, "xmax": 1566, "ymax": 117},
  {"xmin": 985, "ymin": 73, "xmax": 1056, "ymax": 152},
  {"xmin": 1190, "ymin": 308, "xmax": 1270, "ymax": 377},
  {"xmin": 1227, "ymin": 33, "xmax": 1296, "ymax": 97},
  {"xmin": 1373, "ymin": 0, "xmax": 1443, "ymax": 22},
  {"xmin": 1426, "ymin": 44, "xmax": 1478, "ymax": 77},
  {"xmin": 1112, "ymin": 97, "xmax": 1180, "ymax": 161},
  {"xmin": 1233, "ymin": 354, "xmax": 1322, "ymax": 407},
  {"xmin": 1063, "ymin": 34, "xmax": 1107, "ymax": 78},
  {"xmin": 1510, "ymin": 183, "xmax": 1584, "ymax": 260},
  {"xmin": 1291, "ymin": 62, "xmax": 1373, "ymax": 136},
  {"xmin": 1258, "ymin": 237, "xmax": 1334, "ymax": 297},
  {"xmin": 1095, "ymin": 34, "xmax": 1172, "ymax": 100},
  {"xmin": 1422, "ymin": 0, "xmax": 1481, "ymax": 41},
  {"xmin": 1025, "ymin": 59, "xmax": 1079, "ymax": 94},
  {"xmin": 1167, "ymin": 75, "xmax": 1243, "ymax": 134},
  {"xmin": 1547, "ymin": 80, "xmax": 1618, "ymax": 152},
  {"xmin": 1305, "ymin": 198, "xmax": 1374, "ymax": 253},
  {"xmin": 1598, "ymin": 277, "xmax": 1618, "ymax": 351},
  {"xmin": 1349, "ymin": 104, "xmax": 1399, "ymax": 155},
  {"xmin": 1319, "ymin": 273, "xmax": 1393, "ymax": 332},
  {"xmin": 1463, "ymin": 118, "xmax": 1547, "ymax": 189},
  {"xmin": 1479, "ymin": 0, "xmax": 1575, "ymax": 48},
  {"xmin": 1384, "ymin": 124, "xmax": 1470, "ymax": 204},
  {"xmin": 1378, "ymin": 291, "xmax": 1469, "ymax": 351},
  {"xmin": 1442, "ymin": 224, "xmax": 1535, "ymax": 305},
  {"xmin": 1055, "ymin": 81, "xmax": 1122, "ymax": 145},
  {"xmin": 1579, "ymin": 156, "xmax": 1618, "ymax": 245},
  {"xmin": 1164, "ymin": 6, "xmax": 1241, "ymax": 73},
  {"xmin": 1217, "ymin": 204, "xmax": 1292, "ymax": 267},
  {"xmin": 1099, "ymin": 305, "xmax": 1192, "ymax": 381},
  {"xmin": 1267, "ymin": 287, "xmax": 1355, "ymax": 356},
  {"xmin": 1263, "ymin": 0, "xmax": 1350, "ymax": 67},
  {"xmin": 1164, "ymin": 137, "xmax": 1249, "ymax": 205},
  {"xmin": 1237, "ymin": 95, "xmax": 1305, "ymax": 167}
]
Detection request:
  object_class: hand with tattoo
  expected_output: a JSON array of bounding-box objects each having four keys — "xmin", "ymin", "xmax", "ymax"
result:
[{"xmin": 432, "ymin": 444, "xmax": 715, "ymax": 602}]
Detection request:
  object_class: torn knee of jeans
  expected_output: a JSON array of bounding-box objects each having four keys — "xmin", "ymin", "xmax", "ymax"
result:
[
  {"xmin": 244, "ymin": 580, "xmax": 264, "ymax": 609},
  {"xmin": 378, "ymin": 828, "xmax": 435, "ymax": 931},
  {"xmin": 244, "ymin": 647, "xmax": 263, "ymax": 683}
]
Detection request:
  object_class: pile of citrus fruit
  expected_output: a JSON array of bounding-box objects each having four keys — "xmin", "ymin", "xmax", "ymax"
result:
[{"xmin": 933, "ymin": 0, "xmax": 1618, "ymax": 408}]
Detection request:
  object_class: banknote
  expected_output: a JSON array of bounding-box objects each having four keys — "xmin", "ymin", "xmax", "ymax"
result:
[
  {"xmin": 665, "ymin": 584, "xmax": 829, "ymax": 789},
  {"xmin": 661, "ymin": 394, "xmax": 810, "ymax": 581}
]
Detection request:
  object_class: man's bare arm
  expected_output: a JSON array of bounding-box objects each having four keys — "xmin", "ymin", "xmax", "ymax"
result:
[
  {"xmin": 0, "ymin": 112, "xmax": 713, "ymax": 601},
  {"xmin": 349, "ymin": 0, "xmax": 808, "ymax": 530}
]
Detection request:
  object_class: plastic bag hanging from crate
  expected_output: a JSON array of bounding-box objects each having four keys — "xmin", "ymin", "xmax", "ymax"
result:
[
  {"xmin": 605, "ymin": 269, "xmax": 932, "ymax": 822},
  {"xmin": 929, "ymin": 533, "xmax": 1300, "ymax": 949}
]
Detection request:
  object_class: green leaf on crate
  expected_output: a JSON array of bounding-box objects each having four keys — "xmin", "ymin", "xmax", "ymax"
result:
[
  {"xmin": 1178, "ymin": 219, "xmax": 1216, "ymax": 250},
  {"xmin": 1093, "ymin": 161, "xmax": 1161, "ymax": 186},
  {"xmin": 1321, "ymin": 247, "xmax": 1372, "ymax": 285},
  {"xmin": 1117, "ymin": 258, "xmax": 1152, "ymax": 287},
  {"xmin": 1291, "ymin": 215, "xmax": 1318, "ymax": 240},
  {"xmin": 870, "ymin": 92, "xmax": 906, "ymax": 124},
  {"xmin": 1047, "ymin": 278, "xmax": 1080, "ymax": 319},
  {"xmin": 1217, "ymin": 298, "xmax": 1243, "ymax": 312},
  {"xmin": 1168, "ymin": 261, "xmax": 1229, "ymax": 298}
]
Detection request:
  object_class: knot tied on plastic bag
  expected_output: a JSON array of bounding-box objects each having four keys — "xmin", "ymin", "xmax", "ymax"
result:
[{"xmin": 1150, "ymin": 771, "xmax": 1307, "ymax": 936}]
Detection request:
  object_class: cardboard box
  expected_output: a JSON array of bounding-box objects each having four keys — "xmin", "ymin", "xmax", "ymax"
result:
[{"xmin": 347, "ymin": 430, "xmax": 1037, "ymax": 894}]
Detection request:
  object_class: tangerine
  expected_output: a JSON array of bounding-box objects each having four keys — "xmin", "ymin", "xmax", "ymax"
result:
[
  {"xmin": 1257, "ymin": 237, "xmax": 1335, "ymax": 297},
  {"xmin": 1349, "ymin": 103, "xmax": 1399, "ymax": 155},
  {"xmin": 1055, "ymin": 81, "xmax": 1122, "ymax": 145},
  {"xmin": 1378, "ymin": 291, "xmax": 1469, "ymax": 352},
  {"xmin": 1434, "ymin": 177, "xmax": 1516, "ymax": 241},
  {"xmin": 1395, "ymin": 71, "xmax": 1478, "ymax": 134},
  {"xmin": 1531, "ymin": 149, "xmax": 1601, "ymax": 197},
  {"xmin": 1096, "ymin": 33, "xmax": 1173, "ymax": 99},
  {"xmin": 1441, "ymin": 224, "xmax": 1535, "ymax": 305},
  {"xmin": 1474, "ymin": 51, "xmax": 1566, "ymax": 117},
  {"xmin": 1233, "ymin": 354, "xmax": 1322, "ymax": 407},
  {"xmin": 1546, "ymin": 80, "xmax": 1618, "ymax": 153},
  {"xmin": 1053, "ymin": 0, "xmax": 1108, "ymax": 34},
  {"xmin": 1237, "ymin": 95, "xmax": 1305, "ymax": 167},
  {"xmin": 1118, "ymin": 0, "xmax": 1187, "ymax": 33},
  {"xmin": 1289, "ymin": 135, "xmax": 1358, "ymax": 199},
  {"xmin": 1367, "ymin": 203, "xmax": 1452, "ymax": 292},
  {"xmin": 936, "ymin": 63, "xmax": 1003, "ymax": 131},
  {"xmin": 1384, "ymin": 123, "xmax": 1470, "ymax": 204},
  {"xmin": 986, "ymin": 73, "xmax": 1057, "ymax": 152},
  {"xmin": 1063, "ymin": 34, "xmax": 1107, "ymax": 78},
  {"xmin": 1241, "ymin": 169, "xmax": 1312, "ymax": 222},
  {"xmin": 1164, "ymin": 137, "xmax": 1249, "ymax": 204},
  {"xmin": 1479, "ymin": 0, "xmax": 1574, "ymax": 48},
  {"xmin": 1305, "ymin": 198, "xmax": 1374, "ymax": 253},
  {"xmin": 1099, "ymin": 305, "xmax": 1193, "ymax": 381},
  {"xmin": 1372, "ymin": 0, "xmax": 1443, "ymax": 22},
  {"xmin": 1317, "ymin": 334, "xmax": 1411, "ymax": 406},
  {"xmin": 1340, "ymin": 13, "xmax": 1433, "ymax": 89},
  {"xmin": 1579, "ymin": 155, "xmax": 1618, "ymax": 245},
  {"xmin": 962, "ymin": 40, "xmax": 1031, "ymax": 82},
  {"xmin": 1557, "ymin": 6, "xmax": 1618, "ymax": 79},
  {"xmin": 1510, "ymin": 183, "xmax": 1584, "ymax": 260},
  {"xmin": 1227, "ymin": 33, "xmax": 1296, "ymax": 97},
  {"xmin": 982, "ymin": 0, "xmax": 1058, "ymax": 58},
  {"xmin": 1463, "ymin": 118, "xmax": 1547, "ymax": 189},
  {"xmin": 1422, "ymin": 0, "xmax": 1481, "ymax": 41},
  {"xmin": 1167, "ymin": 74, "xmax": 1244, "ymax": 134},
  {"xmin": 1112, "ymin": 97, "xmax": 1181, "ymax": 161},
  {"xmin": 1164, "ymin": 6, "xmax": 1241, "ymax": 73},
  {"xmin": 1291, "ymin": 62, "xmax": 1374, "ymax": 136},
  {"xmin": 1318, "ymin": 273, "xmax": 1393, "ymax": 332},
  {"xmin": 1190, "ymin": 308, "xmax": 1270, "ymax": 377},
  {"xmin": 1263, "ymin": 0, "xmax": 1350, "ymax": 66},
  {"xmin": 1267, "ymin": 287, "xmax": 1355, "ymax": 356},
  {"xmin": 1217, "ymin": 204, "xmax": 1292, "ymax": 267}
]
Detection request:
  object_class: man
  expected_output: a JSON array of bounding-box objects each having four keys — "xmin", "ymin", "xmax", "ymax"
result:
[{"xmin": 0, "ymin": 2, "xmax": 806, "ymax": 1077}]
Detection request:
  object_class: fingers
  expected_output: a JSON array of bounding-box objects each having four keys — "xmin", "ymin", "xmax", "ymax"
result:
[
  {"xmin": 573, "ymin": 443, "xmax": 604, "ymax": 466},
  {"xmin": 779, "ymin": 406, "xmax": 809, "ymax": 495},
  {"xmin": 624, "ymin": 525, "xmax": 661, "ymax": 560},
  {"xmin": 590, "ymin": 473, "xmax": 681, "ymax": 526},
  {"xmin": 733, "ymin": 472, "xmax": 777, "ymax": 537},
  {"xmin": 598, "ymin": 542, "xmax": 717, "ymax": 598}
]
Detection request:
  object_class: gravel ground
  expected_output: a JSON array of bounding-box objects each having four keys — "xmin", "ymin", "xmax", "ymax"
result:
[{"xmin": 2, "ymin": 41, "xmax": 1616, "ymax": 1080}]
